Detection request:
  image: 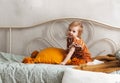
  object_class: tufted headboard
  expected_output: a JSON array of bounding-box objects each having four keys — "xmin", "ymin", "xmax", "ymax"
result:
[{"xmin": 0, "ymin": 18, "xmax": 120, "ymax": 56}]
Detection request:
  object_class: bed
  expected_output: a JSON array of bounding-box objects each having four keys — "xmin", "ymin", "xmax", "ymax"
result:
[{"xmin": 0, "ymin": 18, "xmax": 120, "ymax": 83}]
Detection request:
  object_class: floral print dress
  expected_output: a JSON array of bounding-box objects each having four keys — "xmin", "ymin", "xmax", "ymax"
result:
[{"xmin": 67, "ymin": 37, "xmax": 92, "ymax": 65}]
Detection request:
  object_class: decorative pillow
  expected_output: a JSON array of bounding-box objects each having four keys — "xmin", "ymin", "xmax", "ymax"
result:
[
  {"xmin": 62, "ymin": 68, "xmax": 120, "ymax": 83},
  {"xmin": 34, "ymin": 47, "xmax": 66, "ymax": 64}
]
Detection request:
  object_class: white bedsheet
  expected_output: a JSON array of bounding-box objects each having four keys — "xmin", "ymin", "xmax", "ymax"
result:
[{"xmin": 62, "ymin": 68, "xmax": 120, "ymax": 83}]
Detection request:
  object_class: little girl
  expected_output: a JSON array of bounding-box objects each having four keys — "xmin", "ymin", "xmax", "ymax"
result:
[{"xmin": 60, "ymin": 21, "xmax": 92, "ymax": 65}]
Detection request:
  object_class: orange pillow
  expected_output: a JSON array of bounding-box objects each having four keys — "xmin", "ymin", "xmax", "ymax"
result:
[{"xmin": 34, "ymin": 47, "xmax": 66, "ymax": 64}]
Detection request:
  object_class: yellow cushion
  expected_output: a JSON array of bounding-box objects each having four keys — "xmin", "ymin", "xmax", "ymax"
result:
[{"xmin": 34, "ymin": 47, "xmax": 66, "ymax": 64}]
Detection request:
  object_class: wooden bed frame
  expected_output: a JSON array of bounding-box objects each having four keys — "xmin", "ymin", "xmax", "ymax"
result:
[{"xmin": 0, "ymin": 18, "xmax": 120, "ymax": 57}]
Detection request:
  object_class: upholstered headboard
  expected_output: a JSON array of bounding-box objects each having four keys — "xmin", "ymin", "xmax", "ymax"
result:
[{"xmin": 0, "ymin": 18, "xmax": 120, "ymax": 57}]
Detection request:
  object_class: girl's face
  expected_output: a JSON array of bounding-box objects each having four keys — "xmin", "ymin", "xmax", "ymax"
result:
[{"xmin": 67, "ymin": 26, "xmax": 80, "ymax": 38}]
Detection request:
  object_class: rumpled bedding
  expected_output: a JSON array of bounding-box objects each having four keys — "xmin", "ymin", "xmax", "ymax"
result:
[
  {"xmin": 0, "ymin": 52, "xmax": 70, "ymax": 83},
  {"xmin": 0, "ymin": 52, "xmax": 120, "ymax": 83}
]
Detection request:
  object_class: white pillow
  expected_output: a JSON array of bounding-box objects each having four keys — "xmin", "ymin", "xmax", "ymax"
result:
[{"xmin": 62, "ymin": 68, "xmax": 120, "ymax": 83}]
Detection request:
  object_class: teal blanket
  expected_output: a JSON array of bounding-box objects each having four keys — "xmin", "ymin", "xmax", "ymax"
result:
[{"xmin": 0, "ymin": 52, "xmax": 68, "ymax": 83}]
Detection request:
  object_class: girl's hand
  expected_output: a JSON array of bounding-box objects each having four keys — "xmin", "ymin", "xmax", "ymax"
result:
[{"xmin": 60, "ymin": 62, "xmax": 66, "ymax": 65}]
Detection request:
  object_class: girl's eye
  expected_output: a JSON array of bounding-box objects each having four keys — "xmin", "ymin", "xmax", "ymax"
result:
[
  {"xmin": 73, "ymin": 31, "xmax": 75, "ymax": 33},
  {"xmin": 68, "ymin": 29, "xmax": 71, "ymax": 31}
]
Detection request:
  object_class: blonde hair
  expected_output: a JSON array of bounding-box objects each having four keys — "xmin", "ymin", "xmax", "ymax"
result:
[
  {"xmin": 69, "ymin": 21, "xmax": 83, "ymax": 37},
  {"xmin": 69, "ymin": 21, "xmax": 83, "ymax": 28}
]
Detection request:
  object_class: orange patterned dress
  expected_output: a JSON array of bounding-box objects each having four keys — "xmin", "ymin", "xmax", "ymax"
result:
[{"xmin": 67, "ymin": 37, "xmax": 92, "ymax": 65}]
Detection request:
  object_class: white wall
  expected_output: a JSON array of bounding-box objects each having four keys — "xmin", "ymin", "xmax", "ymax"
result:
[{"xmin": 0, "ymin": 0, "xmax": 120, "ymax": 28}]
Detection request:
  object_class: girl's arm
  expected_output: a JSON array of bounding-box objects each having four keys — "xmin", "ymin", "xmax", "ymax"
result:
[{"xmin": 60, "ymin": 46, "xmax": 75, "ymax": 65}]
